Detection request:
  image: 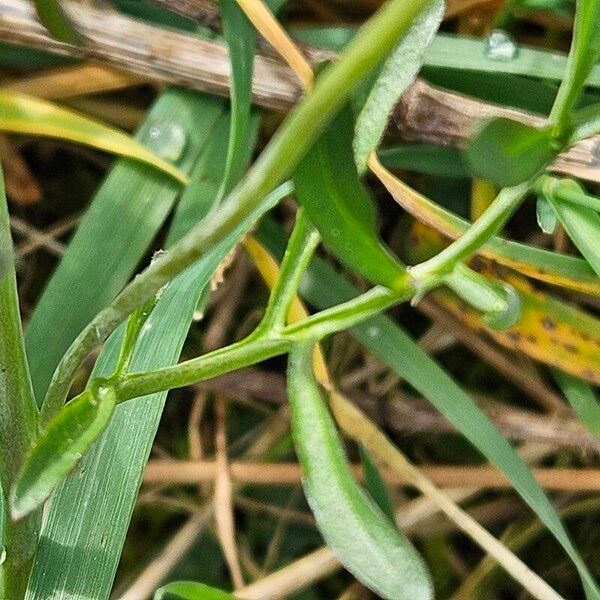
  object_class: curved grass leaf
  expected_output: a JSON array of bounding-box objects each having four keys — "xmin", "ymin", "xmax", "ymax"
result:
[
  {"xmin": 0, "ymin": 165, "xmax": 39, "ymax": 598},
  {"xmin": 553, "ymin": 370, "xmax": 600, "ymax": 440},
  {"xmin": 154, "ymin": 581, "xmax": 235, "ymax": 600},
  {"xmin": 10, "ymin": 388, "xmax": 116, "ymax": 521},
  {"xmin": 218, "ymin": 0, "xmax": 257, "ymax": 199},
  {"xmin": 353, "ymin": 0, "xmax": 444, "ymax": 172},
  {"xmin": 294, "ymin": 108, "xmax": 408, "ymax": 291},
  {"xmin": 0, "ymin": 91, "xmax": 188, "ymax": 184},
  {"xmin": 359, "ymin": 446, "xmax": 395, "ymax": 523},
  {"xmin": 287, "ymin": 342, "xmax": 433, "ymax": 600},
  {"xmin": 464, "ymin": 118, "xmax": 556, "ymax": 187},
  {"xmin": 257, "ymin": 218, "xmax": 600, "ymax": 599}
]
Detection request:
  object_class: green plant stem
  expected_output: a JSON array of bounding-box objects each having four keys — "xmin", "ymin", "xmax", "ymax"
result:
[
  {"xmin": 409, "ymin": 181, "xmax": 530, "ymax": 282},
  {"xmin": 549, "ymin": 0, "xmax": 600, "ymax": 137},
  {"xmin": 116, "ymin": 337, "xmax": 290, "ymax": 401},
  {"xmin": 0, "ymin": 168, "xmax": 40, "ymax": 599},
  {"xmin": 41, "ymin": 0, "xmax": 434, "ymax": 424},
  {"xmin": 115, "ymin": 283, "xmax": 406, "ymax": 400},
  {"xmin": 282, "ymin": 285, "xmax": 405, "ymax": 340},
  {"xmin": 256, "ymin": 208, "xmax": 320, "ymax": 333}
]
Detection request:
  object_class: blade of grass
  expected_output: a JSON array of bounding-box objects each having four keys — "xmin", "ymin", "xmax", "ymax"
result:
[
  {"xmin": 0, "ymin": 91, "xmax": 188, "ymax": 184},
  {"xmin": 0, "ymin": 165, "xmax": 40, "ymax": 599},
  {"xmin": 552, "ymin": 370, "xmax": 600, "ymax": 440},
  {"xmin": 25, "ymin": 89, "xmax": 224, "ymax": 401}
]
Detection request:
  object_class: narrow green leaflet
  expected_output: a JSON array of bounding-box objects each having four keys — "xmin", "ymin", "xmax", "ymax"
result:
[
  {"xmin": 218, "ymin": 0, "xmax": 257, "ymax": 199},
  {"xmin": 10, "ymin": 387, "xmax": 116, "ymax": 520},
  {"xmin": 0, "ymin": 167, "xmax": 39, "ymax": 599},
  {"xmin": 154, "ymin": 581, "xmax": 236, "ymax": 600},
  {"xmin": 546, "ymin": 180, "xmax": 600, "ymax": 277},
  {"xmin": 257, "ymin": 219, "xmax": 600, "ymax": 599},
  {"xmin": 553, "ymin": 370, "xmax": 600, "ymax": 440},
  {"xmin": 287, "ymin": 342, "xmax": 432, "ymax": 600},
  {"xmin": 33, "ymin": 0, "xmax": 80, "ymax": 44},
  {"xmin": 294, "ymin": 108, "xmax": 408, "ymax": 291},
  {"xmin": 25, "ymin": 89, "xmax": 224, "ymax": 401},
  {"xmin": 359, "ymin": 446, "xmax": 395, "ymax": 522},
  {"xmin": 353, "ymin": 0, "xmax": 444, "ymax": 172},
  {"xmin": 464, "ymin": 118, "xmax": 556, "ymax": 187},
  {"xmin": 0, "ymin": 91, "xmax": 188, "ymax": 184}
]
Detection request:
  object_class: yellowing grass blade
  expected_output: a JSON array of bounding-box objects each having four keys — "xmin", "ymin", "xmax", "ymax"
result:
[
  {"xmin": 404, "ymin": 220, "xmax": 600, "ymax": 383},
  {"xmin": 0, "ymin": 91, "xmax": 188, "ymax": 184}
]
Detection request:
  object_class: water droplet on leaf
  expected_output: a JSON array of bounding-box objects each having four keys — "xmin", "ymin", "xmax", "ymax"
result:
[
  {"xmin": 484, "ymin": 29, "xmax": 519, "ymax": 61},
  {"xmin": 145, "ymin": 122, "xmax": 187, "ymax": 161}
]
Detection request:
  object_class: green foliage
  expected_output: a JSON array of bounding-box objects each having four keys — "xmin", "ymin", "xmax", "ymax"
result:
[
  {"xmin": 154, "ymin": 581, "xmax": 236, "ymax": 599},
  {"xmin": 294, "ymin": 108, "xmax": 408, "ymax": 291},
  {"xmin": 33, "ymin": 0, "xmax": 80, "ymax": 44},
  {"xmin": 464, "ymin": 118, "xmax": 556, "ymax": 187},
  {"xmin": 353, "ymin": 0, "xmax": 444, "ymax": 172},
  {"xmin": 287, "ymin": 342, "xmax": 433, "ymax": 600},
  {"xmin": 4, "ymin": 0, "xmax": 600, "ymax": 598},
  {"xmin": 10, "ymin": 387, "xmax": 116, "ymax": 520}
]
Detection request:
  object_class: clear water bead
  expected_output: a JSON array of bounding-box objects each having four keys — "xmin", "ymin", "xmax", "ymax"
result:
[
  {"xmin": 145, "ymin": 122, "xmax": 187, "ymax": 161},
  {"xmin": 484, "ymin": 29, "xmax": 519, "ymax": 61}
]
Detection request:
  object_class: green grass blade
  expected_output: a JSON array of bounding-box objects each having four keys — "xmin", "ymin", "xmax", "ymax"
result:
[
  {"xmin": 552, "ymin": 369, "xmax": 600, "ymax": 440},
  {"xmin": 33, "ymin": 0, "xmax": 80, "ymax": 43},
  {"xmin": 0, "ymin": 166, "xmax": 40, "ymax": 598},
  {"xmin": 25, "ymin": 102, "xmax": 263, "ymax": 598},
  {"xmin": 257, "ymin": 219, "xmax": 600, "ymax": 599},
  {"xmin": 218, "ymin": 0, "xmax": 257, "ymax": 199},
  {"xmin": 25, "ymin": 89, "xmax": 224, "ymax": 401},
  {"xmin": 155, "ymin": 582, "xmax": 236, "ymax": 599}
]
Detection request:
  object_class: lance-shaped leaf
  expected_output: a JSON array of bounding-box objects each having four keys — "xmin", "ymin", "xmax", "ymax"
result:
[
  {"xmin": 154, "ymin": 581, "xmax": 236, "ymax": 600},
  {"xmin": 354, "ymin": 0, "xmax": 444, "ymax": 172},
  {"xmin": 10, "ymin": 387, "xmax": 116, "ymax": 520},
  {"xmin": 553, "ymin": 370, "xmax": 600, "ymax": 440},
  {"xmin": 545, "ymin": 178, "xmax": 600, "ymax": 278},
  {"xmin": 294, "ymin": 108, "xmax": 408, "ymax": 291},
  {"xmin": 464, "ymin": 118, "xmax": 556, "ymax": 187},
  {"xmin": 287, "ymin": 342, "xmax": 432, "ymax": 600},
  {"xmin": 0, "ymin": 91, "xmax": 188, "ymax": 184}
]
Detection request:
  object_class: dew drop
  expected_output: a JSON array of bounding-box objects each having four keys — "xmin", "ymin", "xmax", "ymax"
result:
[
  {"xmin": 536, "ymin": 196, "xmax": 557, "ymax": 234},
  {"xmin": 367, "ymin": 326, "xmax": 380, "ymax": 339},
  {"xmin": 484, "ymin": 29, "xmax": 519, "ymax": 61},
  {"xmin": 145, "ymin": 122, "xmax": 187, "ymax": 161}
]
